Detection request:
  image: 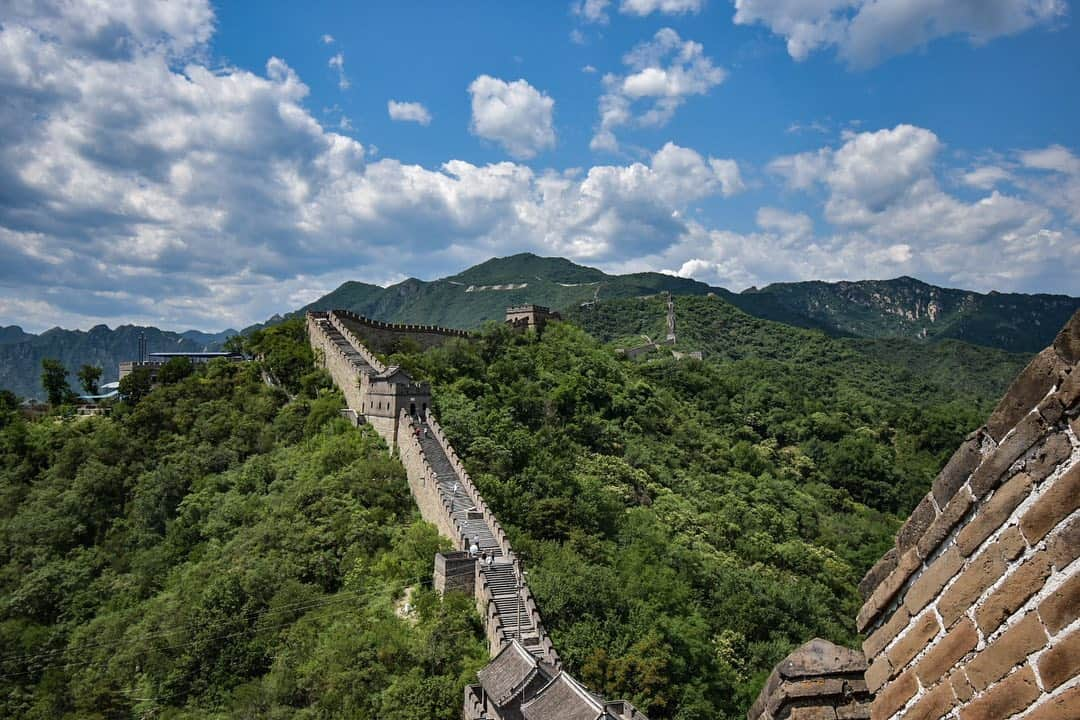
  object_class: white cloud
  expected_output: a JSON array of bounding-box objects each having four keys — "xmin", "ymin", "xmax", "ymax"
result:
[
  {"xmin": 328, "ymin": 51, "xmax": 349, "ymax": 89},
  {"xmin": 592, "ymin": 28, "xmax": 725, "ymax": 152},
  {"xmin": 321, "ymin": 34, "xmax": 335, "ymax": 44},
  {"xmin": 733, "ymin": 0, "xmax": 1066, "ymax": 67},
  {"xmin": 582, "ymin": 64, "xmax": 598, "ymax": 73},
  {"xmin": 621, "ymin": 0, "xmax": 704, "ymax": 16},
  {"xmin": 388, "ymin": 100, "xmax": 432, "ymax": 125},
  {"xmin": 962, "ymin": 165, "xmax": 1012, "ymax": 189},
  {"xmin": 468, "ymin": 75, "xmax": 556, "ymax": 159},
  {"xmin": 573, "ymin": 0, "xmax": 612, "ymax": 24}
]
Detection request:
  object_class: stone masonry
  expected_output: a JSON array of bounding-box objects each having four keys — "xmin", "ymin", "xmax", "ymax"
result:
[
  {"xmin": 853, "ymin": 310, "xmax": 1080, "ymax": 720},
  {"xmin": 307, "ymin": 308, "xmax": 645, "ymax": 720}
]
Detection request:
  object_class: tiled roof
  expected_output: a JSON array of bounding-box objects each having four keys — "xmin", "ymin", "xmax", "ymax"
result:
[
  {"xmin": 521, "ymin": 672, "xmax": 605, "ymax": 720},
  {"xmin": 477, "ymin": 640, "xmax": 541, "ymax": 706}
]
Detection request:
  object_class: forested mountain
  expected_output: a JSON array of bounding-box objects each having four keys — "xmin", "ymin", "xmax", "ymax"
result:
[
  {"xmin": 0, "ymin": 325, "xmax": 236, "ymax": 400},
  {"xmin": 2, "ymin": 254, "xmax": 1074, "ymax": 400},
  {"xmin": 729, "ymin": 276, "xmax": 1080, "ymax": 353},
  {"xmin": 0, "ymin": 300, "xmax": 1049, "ymax": 718},
  {"xmin": 0, "ymin": 322, "xmax": 485, "ymax": 719}
]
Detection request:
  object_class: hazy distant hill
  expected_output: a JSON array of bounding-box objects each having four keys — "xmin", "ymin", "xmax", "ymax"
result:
[
  {"xmin": 0, "ymin": 325, "xmax": 235, "ymax": 400},
  {"xmin": 728, "ymin": 276, "xmax": 1080, "ymax": 353},
  {"xmin": 3, "ymin": 253, "xmax": 1075, "ymax": 398}
]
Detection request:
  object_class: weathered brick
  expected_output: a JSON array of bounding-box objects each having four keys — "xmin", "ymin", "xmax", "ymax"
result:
[
  {"xmin": 1038, "ymin": 627, "xmax": 1080, "ymax": 691},
  {"xmin": 964, "ymin": 612, "xmax": 1048, "ymax": 690},
  {"xmin": 863, "ymin": 605, "xmax": 910, "ymax": 660},
  {"xmin": 955, "ymin": 472, "xmax": 1033, "ymax": 557},
  {"xmin": 1020, "ymin": 463, "xmax": 1080, "ymax": 544},
  {"xmin": 1021, "ymin": 684, "xmax": 1080, "ymax": 720},
  {"xmin": 1047, "ymin": 513, "xmax": 1080, "ymax": 571},
  {"xmin": 996, "ymin": 525, "xmax": 1028, "ymax": 562},
  {"xmin": 932, "ymin": 436, "xmax": 983, "ymax": 508},
  {"xmin": 1024, "ymin": 432, "xmax": 1072, "ymax": 483},
  {"xmin": 914, "ymin": 617, "xmax": 978, "ymax": 688},
  {"xmin": 975, "ymin": 551, "xmax": 1053, "ymax": 635},
  {"xmin": 887, "ymin": 612, "xmax": 942, "ymax": 672},
  {"xmin": 869, "ymin": 670, "xmax": 916, "ymax": 720},
  {"xmin": 897, "ymin": 495, "xmax": 937, "ymax": 554},
  {"xmin": 949, "ymin": 668, "xmax": 974, "ymax": 702},
  {"xmin": 986, "ymin": 347, "xmax": 1067, "ymax": 441},
  {"xmin": 1039, "ymin": 571, "xmax": 1080, "ymax": 635},
  {"xmin": 938, "ymin": 544, "xmax": 1008, "ymax": 627},
  {"xmin": 857, "ymin": 549, "xmax": 920, "ymax": 633},
  {"xmin": 957, "ymin": 665, "xmax": 1040, "ymax": 720},
  {"xmin": 917, "ymin": 489, "xmax": 973, "ymax": 559},
  {"xmin": 970, "ymin": 413, "xmax": 1050, "ymax": 498},
  {"xmin": 905, "ymin": 547, "xmax": 963, "ymax": 616},
  {"xmin": 865, "ymin": 655, "xmax": 892, "ymax": 693},
  {"xmin": 1037, "ymin": 394, "xmax": 1066, "ymax": 425},
  {"xmin": 789, "ymin": 706, "xmax": 837, "ymax": 720},
  {"xmin": 1054, "ymin": 312, "xmax": 1080, "ymax": 364},
  {"xmin": 905, "ymin": 681, "xmax": 955, "ymax": 720},
  {"xmin": 1055, "ymin": 365, "xmax": 1080, "ymax": 408},
  {"xmin": 859, "ymin": 547, "xmax": 898, "ymax": 601},
  {"xmin": 835, "ymin": 700, "xmax": 871, "ymax": 720}
]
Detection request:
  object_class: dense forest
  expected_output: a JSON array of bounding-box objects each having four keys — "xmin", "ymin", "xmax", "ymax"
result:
[
  {"xmin": 0, "ymin": 301, "xmax": 1031, "ymax": 719},
  {"xmin": 0, "ymin": 321, "xmax": 486, "ymax": 719}
]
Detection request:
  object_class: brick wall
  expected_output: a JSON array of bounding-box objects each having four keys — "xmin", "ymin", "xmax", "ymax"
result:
[
  {"xmin": 307, "ymin": 313, "xmax": 365, "ymax": 412},
  {"xmin": 748, "ymin": 638, "xmax": 871, "ymax": 720},
  {"xmin": 857, "ymin": 311, "xmax": 1080, "ymax": 720},
  {"xmin": 333, "ymin": 309, "xmax": 470, "ymax": 353}
]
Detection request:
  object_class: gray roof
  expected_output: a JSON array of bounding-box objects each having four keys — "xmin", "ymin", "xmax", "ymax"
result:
[
  {"xmin": 521, "ymin": 672, "xmax": 606, "ymax": 720},
  {"xmin": 477, "ymin": 640, "xmax": 541, "ymax": 706}
]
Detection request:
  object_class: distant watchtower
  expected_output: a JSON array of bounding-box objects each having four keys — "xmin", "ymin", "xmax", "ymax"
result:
[
  {"xmin": 665, "ymin": 292, "xmax": 676, "ymax": 343},
  {"xmin": 505, "ymin": 304, "xmax": 561, "ymax": 332}
]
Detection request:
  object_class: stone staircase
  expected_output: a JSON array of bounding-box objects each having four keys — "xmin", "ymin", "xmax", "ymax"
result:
[
  {"xmin": 315, "ymin": 316, "xmax": 375, "ymax": 377},
  {"xmin": 416, "ymin": 420, "xmax": 544, "ymax": 656}
]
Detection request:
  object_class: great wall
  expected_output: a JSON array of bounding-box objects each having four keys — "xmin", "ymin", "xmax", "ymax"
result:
[{"xmin": 307, "ymin": 305, "xmax": 1080, "ymax": 720}]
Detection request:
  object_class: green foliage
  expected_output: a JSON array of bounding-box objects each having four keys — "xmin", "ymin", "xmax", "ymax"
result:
[
  {"xmin": 1, "ymin": 335, "xmax": 485, "ymax": 719},
  {"xmin": 388, "ymin": 304, "xmax": 1013, "ymax": 719},
  {"xmin": 75, "ymin": 365, "xmax": 102, "ymax": 396},
  {"xmin": 40, "ymin": 359, "xmax": 72, "ymax": 406},
  {"xmin": 157, "ymin": 356, "xmax": 194, "ymax": 384},
  {"xmin": 118, "ymin": 367, "xmax": 153, "ymax": 404},
  {"xmin": 241, "ymin": 318, "xmax": 315, "ymax": 394}
]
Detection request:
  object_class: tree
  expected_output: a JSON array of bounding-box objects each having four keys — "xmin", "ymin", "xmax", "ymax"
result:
[
  {"xmin": 224, "ymin": 333, "xmax": 246, "ymax": 356},
  {"xmin": 41, "ymin": 359, "xmax": 72, "ymax": 406},
  {"xmin": 118, "ymin": 367, "xmax": 153, "ymax": 404},
  {"xmin": 77, "ymin": 365, "xmax": 103, "ymax": 395},
  {"xmin": 157, "ymin": 356, "xmax": 193, "ymax": 384}
]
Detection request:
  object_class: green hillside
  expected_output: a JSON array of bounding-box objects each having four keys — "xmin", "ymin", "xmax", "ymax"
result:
[
  {"xmin": 0, "ymin": 321, "xmax": 485, "ymax": 719},
  {"xmin": 378, "ymin": 308, "xmax": 1018, "ymax": 718},
  {"xmin": 730, "ymin": 276, "xmax": 1080, "ymax": 353},
  {"xmin": 302, "ymin": 253, "xmax": 713, "ymax": 329}
]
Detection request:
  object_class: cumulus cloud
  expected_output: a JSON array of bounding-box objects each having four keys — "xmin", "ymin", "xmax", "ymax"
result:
[
  {"xmin": 0, "ymin": 4, "xmax": 750, "ymax": 330},
  {"xmin": 387, "ymin": 100, "xmax": 432, "ymax": 125},
  {"xmin": 574, "ymin": 0, "xmax": 702, "ymax": 23},
  {"xmin": 733, "ymin": 0, "xmax": 1066, "ymax": 67},
  {"xmin": 468, "ymin": 75, "xmax": 556, "ymax": 159},
  {"xmin": 328, "ymin": 51, "xmax": 349, "ymax": 89},
  {"xmin": 321, "ymin": 34, "xmax": 335, "ymax": 44},
  {"xmin": 682, "ymin": 124, "xmax": 1079, "ymax": 292},
  {"xmin": 592, "ymin": 28, "xmax": 725, "ymax": 152},
  {"xmin": 621, "ymin": 0, "xmax": 704, "ymax": 16}
]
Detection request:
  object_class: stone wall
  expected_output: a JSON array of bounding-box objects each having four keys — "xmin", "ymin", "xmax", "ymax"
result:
[
  {"xmin": 396, "ymin": 412, "xmax": 460, "ymax": 541},
  {"xmin": 307, "ymin": 313, "xmax": 365, "ymax": 412},
  {"xmin": 435, "ymin": 551, "xmax": 477, "ymax": 595},
  {"xmin": 748, "ymin": 639, "xmax": 871, "ymax": 720},
  {"xmin": 333, "ymin": 309, "xmax": 470, "ymax": 352},
  {"xmin": 856, "ymin": 311, "xmax": 1080, "ymax": 720}
]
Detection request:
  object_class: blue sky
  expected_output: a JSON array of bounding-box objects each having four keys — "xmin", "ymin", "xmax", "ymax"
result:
[{"xmin": 1, "ymin": 0, "xmax": 1078, "ymax": 332}]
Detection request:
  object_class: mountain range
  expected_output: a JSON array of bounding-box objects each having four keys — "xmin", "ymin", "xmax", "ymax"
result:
[{"xmin": 3, "ymin": 253, "xmax": 1077, "ymax": 399}]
